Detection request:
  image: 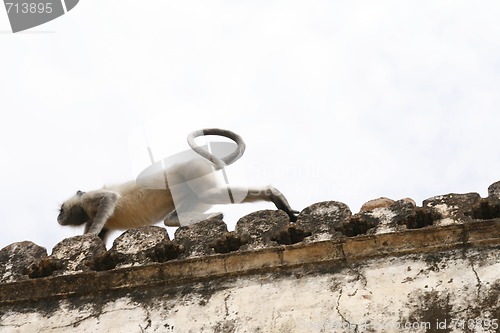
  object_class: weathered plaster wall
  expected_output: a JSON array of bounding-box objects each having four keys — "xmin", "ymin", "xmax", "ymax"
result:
[
  {"xmin": 2, "ymin": 246, "xmax": 499, "ymax": 333},
  {"xmin": 1, "ymin": 182, "xmax": 500, "ymax": 333}
]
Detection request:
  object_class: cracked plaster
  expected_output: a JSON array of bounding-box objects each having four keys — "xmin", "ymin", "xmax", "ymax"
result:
[{"xmin": 1, "ymin": 247, "xmax": 498, "ymax": 333}]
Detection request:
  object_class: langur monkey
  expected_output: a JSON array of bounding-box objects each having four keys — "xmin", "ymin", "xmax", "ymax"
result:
[{"xmin": 57, "ymin": 128, "xmax": 298, "ymax": 241}]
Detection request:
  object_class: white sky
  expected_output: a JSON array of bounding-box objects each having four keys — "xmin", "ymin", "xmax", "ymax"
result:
[{"xmin": 1, "ymin": 1, "xmax": 500, "ymax": 250}]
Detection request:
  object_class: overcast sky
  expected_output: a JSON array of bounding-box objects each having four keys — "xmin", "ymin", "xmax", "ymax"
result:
[{"xmin": 1, "ymin": 1, "xmax": 500, "ymax": 250}]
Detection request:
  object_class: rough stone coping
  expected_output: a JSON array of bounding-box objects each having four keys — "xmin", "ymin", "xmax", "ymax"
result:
[{"xmin": 1, "ymin": 218, "xmax": 498, "ymax": 305}]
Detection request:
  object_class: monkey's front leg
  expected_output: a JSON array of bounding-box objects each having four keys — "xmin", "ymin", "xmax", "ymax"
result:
[{"xmin": 85, "ymin": 192, "xmax": 120, "ymax": 236}]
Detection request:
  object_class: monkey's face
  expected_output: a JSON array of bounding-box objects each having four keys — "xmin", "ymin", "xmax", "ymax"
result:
[{"xmin": 57, "ymin": 191, "xmax": 90, "ymax": 226}]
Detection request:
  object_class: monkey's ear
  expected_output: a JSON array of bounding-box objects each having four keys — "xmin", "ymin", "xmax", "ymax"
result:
[{"xmin": 76, "ymin": 190, "xmax": 85, "ymax": 196}]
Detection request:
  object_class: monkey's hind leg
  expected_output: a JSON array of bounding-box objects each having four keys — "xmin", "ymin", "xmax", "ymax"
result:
[
  {"xmin": 198, "ymin": 185, "xmax": 299, "ymax": 222},
  {"xmin": 163, "ymin": 198, "xmax": 222, "ymax": 227},
  {"xmin": 164, "ymin": 211, "xmax": 181, "ymax": 227}
]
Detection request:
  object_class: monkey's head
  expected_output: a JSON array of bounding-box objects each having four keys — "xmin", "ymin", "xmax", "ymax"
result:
[{"xmin": 57, "ymin": 190, "xmax": 90, "ymax": 226}]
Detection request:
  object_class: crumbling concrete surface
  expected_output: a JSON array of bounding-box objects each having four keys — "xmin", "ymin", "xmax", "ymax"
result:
[{"xmin": 1, "ymin": 181, "xmax": 500, "ymax": 332}]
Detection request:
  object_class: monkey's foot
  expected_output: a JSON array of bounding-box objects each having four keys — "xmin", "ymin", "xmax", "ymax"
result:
[
  {"xmin": 287, "ymin": 209, "xmax": 300, "ymax": 222},
  {"xmin": 178, "ymin": 212, "xmax": 224, "ymax": 227}
]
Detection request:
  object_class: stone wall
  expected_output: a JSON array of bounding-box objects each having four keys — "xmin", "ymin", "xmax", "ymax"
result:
[{"xmin": 1, "ymin": 182, "xmax": 500, "ymax": 332}]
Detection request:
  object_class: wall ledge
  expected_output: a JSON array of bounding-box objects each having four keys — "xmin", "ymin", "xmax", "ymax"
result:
[{"xmin": 1, "ymin": 218, "xmax": 499, "ymax": 306}]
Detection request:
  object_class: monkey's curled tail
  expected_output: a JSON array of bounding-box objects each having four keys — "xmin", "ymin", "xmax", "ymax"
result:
[{"xmin": 187, "ymin": 128, "xmax": 246, "ymax": 169}]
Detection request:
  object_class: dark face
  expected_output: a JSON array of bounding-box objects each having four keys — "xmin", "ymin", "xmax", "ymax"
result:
[{"xmin": 57, "ymin": 191, "xmax": 90, "ymax": 226}]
